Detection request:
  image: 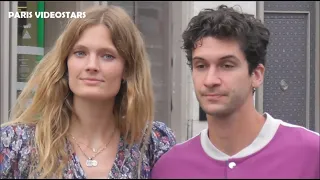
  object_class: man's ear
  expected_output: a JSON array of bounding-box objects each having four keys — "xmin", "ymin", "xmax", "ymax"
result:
[{"xmin": 251, "ymin": 64, "xmax": 265, "ymax": 89}]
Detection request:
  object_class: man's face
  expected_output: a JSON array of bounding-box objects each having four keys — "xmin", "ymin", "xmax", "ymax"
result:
[{"xmin": 192, "ymin": 37, "xmax": 264, "ymax": 117}]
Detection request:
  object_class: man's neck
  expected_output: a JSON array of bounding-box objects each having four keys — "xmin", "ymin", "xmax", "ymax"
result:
[{"xmin": 206, "ymin": 99, "xmax": 266, "ymax": 157}]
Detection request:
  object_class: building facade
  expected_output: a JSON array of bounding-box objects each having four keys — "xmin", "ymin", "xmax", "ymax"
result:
[{"xmin": 1, "ymin": 1, "xmax": 319, "ymax": 143}]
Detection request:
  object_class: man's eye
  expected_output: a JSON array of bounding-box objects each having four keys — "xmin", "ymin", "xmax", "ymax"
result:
[
  {"xmin": 196, "ymin": 64, "xmax": 206, "ymax": 69},
  {"xmin": 222, "ymin": 64, "xmax": 234, "ymax": 69}
]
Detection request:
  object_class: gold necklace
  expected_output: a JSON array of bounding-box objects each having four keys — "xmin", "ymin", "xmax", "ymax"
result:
[
  {"xmin": 70, "ymin": 135, "xmax": 103, "ymax": 153},
  {"xmin": 70, "ymin": 128, "xmax": 116, "ymax": 167}
]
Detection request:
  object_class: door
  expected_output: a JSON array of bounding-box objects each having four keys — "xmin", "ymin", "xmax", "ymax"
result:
[
  {"xmin": 264, "ymin": 13, "xmax": 309, "ymax": 127},
  {"xmin": 263, "ymin": 1, "xmax": 316, "ymax": 130}
]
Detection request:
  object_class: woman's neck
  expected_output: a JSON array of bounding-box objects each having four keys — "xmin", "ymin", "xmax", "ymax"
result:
[{"xmin": 68, "ymin": 96, "xmax": 117, "ymax": 148}]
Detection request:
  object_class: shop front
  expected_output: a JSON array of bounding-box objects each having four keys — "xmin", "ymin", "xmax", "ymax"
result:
[{"xmin": 0, "ymin": 1, "xmax": 93, "ymax": 123}]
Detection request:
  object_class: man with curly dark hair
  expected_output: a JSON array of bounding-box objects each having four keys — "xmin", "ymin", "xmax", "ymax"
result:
[{"xmin": 151, "ymin": 5, "xmax": 319, "ymax": 179}]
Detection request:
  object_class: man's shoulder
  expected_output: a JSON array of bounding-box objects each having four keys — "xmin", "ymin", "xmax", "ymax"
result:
[
  {"xmin": 167, "ymin": 134, "xmax": 201, "ymax": 157},
  {"xmin": 265, "ymin": 113, "xmax": 319, "ymax": 145},
  {"xmin": 276, "ymin": 118, "xmax": 319, "ymax": 151}
]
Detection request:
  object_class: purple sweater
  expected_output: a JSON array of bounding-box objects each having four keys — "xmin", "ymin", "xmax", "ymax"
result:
[{"xmin": 151, "ymin": 113, "xmax": 320, "ymax": 179}]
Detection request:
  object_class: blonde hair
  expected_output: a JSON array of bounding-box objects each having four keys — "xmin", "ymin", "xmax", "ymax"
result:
[{"xmin": 2, "ymin": 5, "xmax": 154, "ymax": 178}]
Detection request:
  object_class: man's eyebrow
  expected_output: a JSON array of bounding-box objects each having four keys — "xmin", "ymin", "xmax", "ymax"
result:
[
  {"xmin": 192, "ymin": 55, "xmax": 240, "ymax": 62},
  {"xmin": 219, "ymin": 55, "xmax": 240, "ymax": 63},
  {"xmin": 192, "ymin": 56, "xmax": 206, "ymax": 61}
]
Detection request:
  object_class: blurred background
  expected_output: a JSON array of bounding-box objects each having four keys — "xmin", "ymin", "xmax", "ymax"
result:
[{"xmin": 0, "ymin": 1, "xmax": 319, "ymax": 143}]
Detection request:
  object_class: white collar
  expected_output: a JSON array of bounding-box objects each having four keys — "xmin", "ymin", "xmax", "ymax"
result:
[{"xmin": 200, "ymin": 113, "xmax": 281, "ymax": 161}]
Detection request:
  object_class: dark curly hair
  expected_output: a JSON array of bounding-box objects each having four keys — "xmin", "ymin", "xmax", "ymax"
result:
[{"xmin": 182, "ymin": 5, "xmax": 270, "ymax": 74}]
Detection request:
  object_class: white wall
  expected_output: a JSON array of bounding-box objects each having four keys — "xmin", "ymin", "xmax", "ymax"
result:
[
  {"xmin": 189, "ymin": 1, "xmax": 257, "ymax": 138},
  {"xmin": 0, "ymin": 1, "xmax": 10, "ymax": 124},
  {"xmin": 170, "ymin": 1, "xmax": 196, "ymax": 143}
]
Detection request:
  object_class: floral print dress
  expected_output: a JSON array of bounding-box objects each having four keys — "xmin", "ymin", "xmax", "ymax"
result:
[{"xmin": 0, "ymin": 121, "xmax": 176, "ymax": 179}]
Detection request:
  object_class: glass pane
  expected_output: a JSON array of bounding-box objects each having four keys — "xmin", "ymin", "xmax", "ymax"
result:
[
  {"xmin": 17, "ymin": 1, "xmax": 43, "ymax": 93},
  {"xmin": 107, "ymin": 1, "xmax": 135, "ymax": 20},
  {"xmin": 44, "ymin": 2, "xmax": 77, "ymax": 53},
  {"xmin": 15, "ymin": 1, "xmax": 77, "ymax": 101},
  {"xmin": 109, "ymin": 1, "xmax": 172, "ymax": 124}
]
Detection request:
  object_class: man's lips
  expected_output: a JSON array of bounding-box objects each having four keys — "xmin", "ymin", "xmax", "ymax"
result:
[
  {"xmin": 203, "ymin": 93, "xmax": 225, "ymax": 97},
  {"xmin": 202, "ymin": 93, "xmax": 226, "ymax": 101}
]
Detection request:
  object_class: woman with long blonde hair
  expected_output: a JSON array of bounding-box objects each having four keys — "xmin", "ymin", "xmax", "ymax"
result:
[{"xmin": 0, "ymin": 5, "xmax": 176, "ymax": 179}]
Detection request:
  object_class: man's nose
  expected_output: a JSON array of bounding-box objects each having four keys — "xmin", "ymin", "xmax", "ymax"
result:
[{"xmin": 203, "ymin": 67, "xmax": 221, "ymax": 88}]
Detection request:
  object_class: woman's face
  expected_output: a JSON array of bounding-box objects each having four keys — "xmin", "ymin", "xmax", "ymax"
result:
[{"xmin": 67, "ymin": 24, "xmax": 125, "ymax": 101}]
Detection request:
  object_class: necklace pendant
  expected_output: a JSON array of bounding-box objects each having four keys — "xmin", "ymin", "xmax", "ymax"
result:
[{"xmin": 86, "ymin": 159, "xmax": 98, "ymax": 167}]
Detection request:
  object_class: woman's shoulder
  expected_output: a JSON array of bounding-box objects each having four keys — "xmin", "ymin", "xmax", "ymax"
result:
[
  {"xmin": 1, "ymin": 123, "xmax": 36, "ymax": 154},
  {"xmin": 1, "ymin": 123, "xmax": 36, "ymax": 179},
  {"xmin": 1, "ymin": 123, "xmax": 36, "ymax": 141},
  {"xmin": 150, "ymin": 121, "xmax": 176, "ymax": 146},
  {"xmin": 147, "ymin": 121, "xmax": 176, "ymax": 165}
]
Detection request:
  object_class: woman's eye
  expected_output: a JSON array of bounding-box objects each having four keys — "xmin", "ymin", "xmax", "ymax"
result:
[
  {"xmin": 74, "ymin": 51, "xmax": 86, "ymax": 57},
  {"xmin": 102, "ymin": 54, "xmax": 115, "ymax": 60}
]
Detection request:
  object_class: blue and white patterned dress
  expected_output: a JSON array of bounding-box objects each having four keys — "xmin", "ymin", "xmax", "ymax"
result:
[{"xmin": 0, "ymin": 121, "xmax": 176, "ymax": 179}]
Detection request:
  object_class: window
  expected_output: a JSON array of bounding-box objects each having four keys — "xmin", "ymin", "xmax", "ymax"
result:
[
  {"xmin": 13, "ymin": 1, "xmax": 78, "ymax": 103},
  {"xmin": 108, "ymin": 1, "xmax": 172, "ymax": 124}
]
